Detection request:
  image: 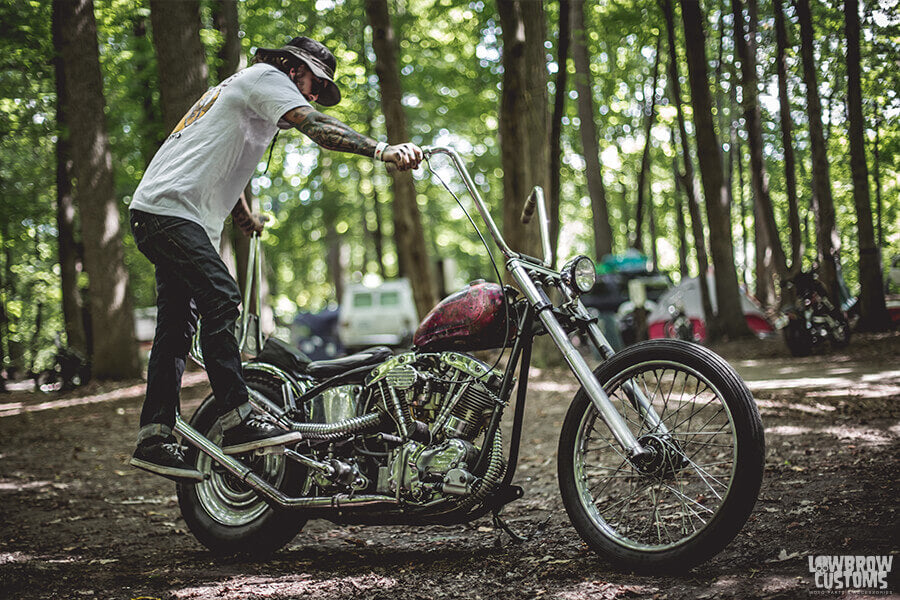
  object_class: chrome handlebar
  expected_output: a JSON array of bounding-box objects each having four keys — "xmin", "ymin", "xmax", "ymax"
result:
[{"xmin": 423, "ymin": 145, "xmax": 552, "ymax": 268}]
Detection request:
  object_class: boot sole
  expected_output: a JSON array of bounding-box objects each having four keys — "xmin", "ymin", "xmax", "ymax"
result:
[
  {"xmin": 130, "ymin": 457, "xmax": 205, "ymax": 482},
  {"xmin": 222, "ymin": 431, "xmax": 304, "ymax": 455}
]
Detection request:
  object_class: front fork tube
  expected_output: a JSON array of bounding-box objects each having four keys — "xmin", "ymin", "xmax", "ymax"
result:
[
  {"xmin": 510, "ymin": 265, "xmax": 648, "ymax": 460},
  {"xmin": 579, "ymin": 302, "xmax": 670, "ymax": 436}
]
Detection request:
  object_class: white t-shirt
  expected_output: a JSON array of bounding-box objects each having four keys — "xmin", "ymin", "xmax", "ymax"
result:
[{"xmin": 130, "ymin": 63, "xmax": 308, "ymax": 248}]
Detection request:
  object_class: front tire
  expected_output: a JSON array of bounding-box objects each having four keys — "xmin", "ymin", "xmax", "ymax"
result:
[
  {"xmin": 176, "ymin": 375, "xmax": 307, "ymax": 555},
  {"xmin": 558, "ymin": 339, "xmax": 764, "ymax": 572}
]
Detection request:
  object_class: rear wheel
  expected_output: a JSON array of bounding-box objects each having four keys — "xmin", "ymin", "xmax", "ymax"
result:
[
  {"xmin": 829, "ymin": 312, "xmax": 851, "ymax": 349},
  {"xmin": 558, "ymin": 339, "xmax": 764, "ymax": 572},
  {"xmin": 176, "ymin": 374, "xmax": 307, "ymax": 555},
  {"xmin": 783, "ymin": 318, "xmax": 813, "ymax": 356}
]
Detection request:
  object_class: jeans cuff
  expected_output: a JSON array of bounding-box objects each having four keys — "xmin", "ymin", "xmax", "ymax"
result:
[
  {"xmin": 219, "ymin": 402, "xmax": 253, "ymax": 430},
  {"xmin": 137, "ymin": 423, "xmax": 173, "ymax": 445}
]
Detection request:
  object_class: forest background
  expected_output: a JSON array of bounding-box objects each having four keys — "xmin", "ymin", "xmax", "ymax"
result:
[{"xmin": 0, "ymin": 0, "xmax": 897, "ymax": 381}]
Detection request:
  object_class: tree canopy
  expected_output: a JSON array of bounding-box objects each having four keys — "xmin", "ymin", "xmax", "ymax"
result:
[{"xmin": 1, "ymin": 0, "xmax": 897, "ymax": 375}]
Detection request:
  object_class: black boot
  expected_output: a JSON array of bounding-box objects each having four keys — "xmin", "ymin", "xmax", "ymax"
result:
[
  {"xmin": 221, "ymin": 414, "xmax": 303, "ymax": 455},
  {"xmin": 130, "ymin": 436, "xmax": 204, "ymax": 482}
]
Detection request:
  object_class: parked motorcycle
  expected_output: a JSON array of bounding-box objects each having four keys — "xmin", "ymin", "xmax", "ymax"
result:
[
  {"xmin": 780, "ymin": 270, "xmax": 851, "ymax": 357},
  {"xmin": 663, "ymin": 302, "xmax": 695, "ymax": 342},
  {"xmin": 173, "ymin": 146, "xmax": 764, "ymax": 572}
]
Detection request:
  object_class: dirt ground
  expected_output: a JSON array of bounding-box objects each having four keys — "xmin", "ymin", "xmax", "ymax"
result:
[{"xmin": 1, "ymin": 332, "xmax": 898, "ymax": 600}]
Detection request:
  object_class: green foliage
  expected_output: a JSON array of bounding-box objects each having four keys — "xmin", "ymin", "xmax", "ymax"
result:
[
  {"xmin": 0, "ymin": 0, "xmax": 897, "ymax": 370},
  {"xmin": 0, "ymin": 0, "xmax": 63, "ymax": 372}
]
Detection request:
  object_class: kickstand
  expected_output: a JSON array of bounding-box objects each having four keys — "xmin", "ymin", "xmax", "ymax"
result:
[{"xmin": 491, "ymin": 509, "xmax": 527, "ymax": 544}]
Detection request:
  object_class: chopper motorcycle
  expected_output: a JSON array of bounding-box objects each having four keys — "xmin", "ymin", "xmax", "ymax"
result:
[
  {"xmin": 781, "ymin": 269, "xmax": 851, "ymax": 357},
  {"xmin": 172, "ymin": 146, "xmax": 765, "ymax": 572}
]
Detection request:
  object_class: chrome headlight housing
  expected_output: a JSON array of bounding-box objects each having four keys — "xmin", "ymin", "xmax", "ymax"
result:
[{"xmin": 560, "ymin": 255, "xmax": 596, "ymax": 295}]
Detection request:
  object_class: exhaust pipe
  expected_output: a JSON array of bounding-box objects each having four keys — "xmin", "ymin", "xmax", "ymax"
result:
[{"xmin": 173, "ymin": 415, "xmax": 397, "ymax": 510}]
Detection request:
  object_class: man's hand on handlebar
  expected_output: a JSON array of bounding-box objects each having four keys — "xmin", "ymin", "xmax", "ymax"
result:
[{"xmin": 382, "ymin": 143, "xmax": 424, "ymax": 171}]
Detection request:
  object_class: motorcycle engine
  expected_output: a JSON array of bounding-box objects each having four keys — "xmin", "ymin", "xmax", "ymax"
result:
[{"xmin": 366, "ymin": 352, "xmax": 504, "ymax": 501}]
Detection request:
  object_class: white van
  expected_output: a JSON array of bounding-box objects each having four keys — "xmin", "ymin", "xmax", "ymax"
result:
[{"xmin": 338, "ymin": 279, "xmax": 418, "ymax": 350}]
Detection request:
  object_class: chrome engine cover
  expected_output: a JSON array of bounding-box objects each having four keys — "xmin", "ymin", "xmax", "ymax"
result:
[{"xmin": 387, "ymin": 438, "xmax": 479, "ymax": 501}]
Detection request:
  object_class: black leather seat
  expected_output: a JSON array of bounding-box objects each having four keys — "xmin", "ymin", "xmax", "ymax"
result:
[
  {"xmin": 253, "ymin": 337, "xmax": 312, "ymax": 376},
  {"xmin": 306, "ymin": 346, "xmax": 393, "ymax": 378}
]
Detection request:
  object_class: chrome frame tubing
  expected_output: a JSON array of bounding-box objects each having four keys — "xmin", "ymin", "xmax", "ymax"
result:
[
  {"xmin": 426, "ymin": 144, "xmax": 647, "ymax": 459},
  {"xmin": 509, "ymin": 261, "xmax": 646, "ymax": 459},
  {"xmin": 237, "ymin": 233, "xmax": 264, "ymax": 354},
  {"xmin": 173, "ymin": 415, "xmax": 397, "ymax": 510},
  {"xmin": 426, "ymin": 145, "xmax": 555, "ymax": 266},
  {"xmin": 578, "ymin": 300, "xmax": 669, "ymax": 435},
  {"xmin": 530, "ymin": 186, "xmax": 553, "ymax": 268}
]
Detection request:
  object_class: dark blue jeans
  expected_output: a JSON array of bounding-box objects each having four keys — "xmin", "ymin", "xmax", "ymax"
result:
[{"xmin": 130, "ymin": 209, "xmax": 250, "ymax": 443}]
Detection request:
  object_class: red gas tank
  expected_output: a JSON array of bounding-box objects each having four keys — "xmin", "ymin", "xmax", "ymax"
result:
[{"xmin": 413, "ymin": 281, "xmax": 516, "ymax": 352}]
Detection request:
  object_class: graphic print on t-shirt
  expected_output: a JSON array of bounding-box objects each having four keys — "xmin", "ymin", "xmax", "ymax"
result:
[{"xmin": 170, "ymin": 87, "xmax": 222, "ymax": 136}]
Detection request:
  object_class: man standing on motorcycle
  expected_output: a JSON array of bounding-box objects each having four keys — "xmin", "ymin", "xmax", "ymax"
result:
[{"xmin": 128, "ymin": 36, "xmax": 423, "ymax": 481}]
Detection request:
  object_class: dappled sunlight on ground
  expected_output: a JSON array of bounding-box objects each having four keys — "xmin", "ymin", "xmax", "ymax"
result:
[
  {"xmin": 552, "ymin": 580, "xmax": 658, "ymax": 599},
  {"xmin": 755, "ymin": 398, "xmax": 838, "ymax": 415},
  {"xmin": 0, "ymin": 372, "xmax": 208, "ymax": 418},
  {"xmin": 0, "ymin": 479, "xmax": 61, "ymax": 492},
  {"xmin": 0, "ymin": 333, "xmax": 896, "ymax": 599},
  {"xmin": 171, "ymin": 573, "xmax": 398, "ymax": 599},
  {"xmin": 765, "ymin": 424, "xmax": 896, "ymax": 446},
  {"xmin": 746, "ymin": 371, "xmax": 900, "ymax": 392}
]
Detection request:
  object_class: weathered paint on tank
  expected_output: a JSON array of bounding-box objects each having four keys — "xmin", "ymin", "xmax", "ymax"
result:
[{"xmin": 413, "ymin": 282, "xmax": 515, "ymax": 351}]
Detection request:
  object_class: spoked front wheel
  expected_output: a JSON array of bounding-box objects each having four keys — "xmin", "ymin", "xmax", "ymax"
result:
[{"xmin": 558, "ymin": 339, "xmax": 764, "ymax": 572}]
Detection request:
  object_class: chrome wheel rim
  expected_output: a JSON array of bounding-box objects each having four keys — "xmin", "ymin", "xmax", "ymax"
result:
[
  {"xmin": 573, "ymin": 360, "xmax": 738, "ymax": 552},
  {"xmin": 194, "ymin": 429, "xmax": 285, "ymax": 527}
]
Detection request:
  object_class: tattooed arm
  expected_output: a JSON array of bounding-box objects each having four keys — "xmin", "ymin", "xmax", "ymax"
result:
[{"xmin": 281, "ymin": 106, "xmax": 423, "ymax": 171}]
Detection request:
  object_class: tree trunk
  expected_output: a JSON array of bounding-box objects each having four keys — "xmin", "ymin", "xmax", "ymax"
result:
[
  {"xmin": 844, "ymin": 0, "xmax": 889, "ymax": 331},
  {"xmin": 52, "ymin": 3, "xmax": 87, "ymax": 355},
  {"xmin": 671, "ymin": 138, "xmax": 689, "ymax": 277},
  {"xmin": 735, "ymin": 130, "xmax": 751, "ymax": 288},
  {"xmin": 522, "ymin": 0, "xmax": 551, "ymax": 238},
  {"xmin": 633, "ymin": 35, "xmax": 662, "ymax": 256},
  {"xmin": 570, "ymin": 0, "xmax": 613, "ymax": 259},
  {"xmin": 754, "ymin": 199, "xmax": 777, "ymax": 305},
  {"xmin": 55, "ymin": 0, "xmax": 140, "ymax": 379},
  {"xmin": 365, "ymin": 0, "xmax": 437, "ymax": 318},
  {"xmin": 773, "ymin": 0, "xmax": 803, "ymax": 272},
  {"xmin": 497, "ymin": 0, "xmax": 550, "ymax": 263},
  {"xmin": 680, "ymin": 0, "xmax": 751, "ymax": 340},
  {"xmin": 324, "ymin": 210, "xmax": 345, "ymax": 307},
  {"xmin": 359, "ymin": 24, "xmax": 388, "ymax": 280},
  {"xmin": 873, "ymin": 108, "xmax": 882, "ymax": 248},
  {"xmin": 211, "ymin": 0, "xmax": 257, "ymax": 308},
  {"xmin": 732, "ymin": 0, "xmax": 788, "ymax": 285},
  {"xmin": 549, "ymin": 0, "xmax": 571, "ymax": 268},
  {"xmin": 796, "ymin": 0, "xmax": 840, "ymax": 301},
  {"xmin": 131, "ymin": 17, "xmax": 164, "ymax": 165},
  {"xmin": 662, "ymin": 0, "xmax": 714, "ymax": 324},
  {"xmin": 149, "ymin": 0, "xmax": 209, "ymax": 132}
]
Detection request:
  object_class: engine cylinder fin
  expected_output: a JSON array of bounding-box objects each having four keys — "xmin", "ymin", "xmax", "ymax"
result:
[{"xmin": 447, "ymin": 381, "xmax": 497, "ymax": 439}]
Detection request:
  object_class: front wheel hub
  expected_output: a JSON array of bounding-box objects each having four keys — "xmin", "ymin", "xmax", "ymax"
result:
[{"xmin": 632, "ymin": 435, "xmax": 688, "ymax": 478}]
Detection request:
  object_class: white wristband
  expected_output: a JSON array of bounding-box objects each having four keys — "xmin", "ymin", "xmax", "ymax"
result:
[{"xmin": 374, "ymin": 141, "xmax": 388, "ymax": 162}]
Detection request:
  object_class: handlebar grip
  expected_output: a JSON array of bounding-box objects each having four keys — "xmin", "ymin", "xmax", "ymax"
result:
[{"xmin": 521, "ymin": 189, "xmax": 537, "ymax": 224}]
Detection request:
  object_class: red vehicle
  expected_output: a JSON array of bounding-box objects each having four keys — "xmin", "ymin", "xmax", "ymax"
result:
[{"xmin": 172, "ymin": 146, "xmax": 764, "ymax": 573}]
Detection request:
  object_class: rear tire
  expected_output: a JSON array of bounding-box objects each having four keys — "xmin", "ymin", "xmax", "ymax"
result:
[
  {"xmin": 829, "ymin": 312, "xmax": 851, "ymax": 349},
  {"xmin": 558, "ymin": 339, "xmax": 764, "ymax": 572},
  {"xmin": 783, "ymin": 319, "xmax": 813, "ymax": 356},
  {"xmin": 176, "ymin": 374, "xmax": 307, "ymax": 555}
]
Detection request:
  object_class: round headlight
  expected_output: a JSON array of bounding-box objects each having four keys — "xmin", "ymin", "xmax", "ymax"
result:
[{"xmin": 561, "ymin": 255, "xmax": 596, "ymax": 294}]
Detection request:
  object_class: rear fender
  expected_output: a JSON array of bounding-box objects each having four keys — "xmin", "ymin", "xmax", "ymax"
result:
[{"xmin": 242, "ymin": 361, "xmax": 315, "ymax": 420}]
